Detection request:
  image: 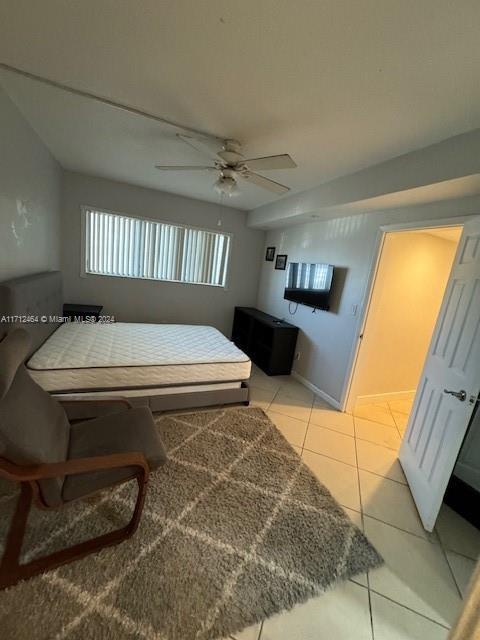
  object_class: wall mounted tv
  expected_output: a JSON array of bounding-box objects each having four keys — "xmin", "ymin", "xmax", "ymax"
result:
[{"xmin": 284, "ymin": 262, "xmax": 334, "ymax": 310}]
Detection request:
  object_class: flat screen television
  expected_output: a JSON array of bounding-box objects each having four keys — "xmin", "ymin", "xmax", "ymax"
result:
[{"xmin": 284, "ymin": 262, "xmax": 334, "ymax": 310}]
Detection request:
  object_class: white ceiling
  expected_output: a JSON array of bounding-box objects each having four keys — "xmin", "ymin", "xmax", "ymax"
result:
[
  {"xmin": 1, "ymin": 0, "xmax": 480, "ymax": 211},
  {"xmin": 413, "ymin": 226, "xmax": 463, "ymax": 243}
]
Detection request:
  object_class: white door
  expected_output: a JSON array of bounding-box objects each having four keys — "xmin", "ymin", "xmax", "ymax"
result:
[{"xmin": 399, "ymin": 217, "xmax": 480, "ymax": 531}]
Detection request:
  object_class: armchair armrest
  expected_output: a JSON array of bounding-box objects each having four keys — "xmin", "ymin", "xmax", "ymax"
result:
[{"xmin": 0, "ymin": 452, "xmax": 149, "ymax": 484}]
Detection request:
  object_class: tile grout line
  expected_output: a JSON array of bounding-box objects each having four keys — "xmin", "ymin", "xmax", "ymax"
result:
[
  {"xmin": 368, "ymin": 589, "xmax": 452, "ymax": 631},
  {"xmin": 307, "ymin": 417, "xmax": 403, "ymax": 456},
  {"xmin": 306, "ymin": 421, "xmax": 356, "ymax": 438},
  {"xmin": 257, "ymin": 620, "xmax": 264, "ymax": 640},
  {"xmin": 352, "ymin": 408, "xmax": 375, "ymax": 640},
  {"xmin": 436, "ymin": 530, "xmax": 464, "ymax": 600},
  {"xmin": 352, "ymin": 413, "xmax": 400, "ymax": 431},
  {"xmin": 359, "ymin": 513, "xmax": 436, "ymax": 544},
  {"xmin": 300, "ymin": 390, "xmax": 315, "ymax": 451},
  {"xmin": 367, "ymin": 585, "xmax": 375, "ymax": 640},
  {"xmin": 301, "ymin": 446, "xmax": 407, "ymax": 485},
  {"xmin": 328, "ymin": 574, "xmax": 453, "ymax": 632}
]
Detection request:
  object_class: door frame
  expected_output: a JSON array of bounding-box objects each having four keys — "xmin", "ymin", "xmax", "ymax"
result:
[{"xmin": 341, "ymin": 214, "xmax": 471, "ymax": 413}]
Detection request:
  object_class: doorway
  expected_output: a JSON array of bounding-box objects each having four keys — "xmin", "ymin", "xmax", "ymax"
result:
[{"xmin": 347, "ymin": 225, "xmax": 463, "ymax": 431}]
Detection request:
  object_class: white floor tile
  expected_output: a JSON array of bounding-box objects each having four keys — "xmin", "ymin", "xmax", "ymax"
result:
[
  {"xmin": 445, "ymin": 550, "xmax": 477, "ymax": 598},
  {"xmin": 342, "ymin": 507, "xmax": 368, "ymax": 587},
  {"xmin": 230, "ymin": 622, "xmax": 261, "ymax": 640},
  {"xmin": 249, "ymin": 372, "xmax": 282, "ymax": 393},
  {"xmin": 302, "ymin": 450, "xmax": 361, "ymax": 511},
  {"xmin": 309, "ymin": 407, "xmax": 355, "ymax": 436},
  {"xmin": 313, "ymin": 395, "xmax": 334, "ymax": 409},
  {"xmin": 388, "ymin": 398, "xmax": 414, "ymax": 415},
  {"xmin": 356, "ymin": 439, "xmax": 406, "ymax": 484},
  {"xmin": 267, "ymin": 410, "xmax": 308, "ymax": 448},
  {"xmin": 260, "ymin": 581, "xmax": 372, "ymax": 640},
  {"xmin": 303, "ymin": 425, "xmax": 357, "ymax": 466},
  {"xmin": 365, "ymin": 517, "xmax": 462, "ymax": 627},
  {"xmin": 249, "ymin": 386, "xmax": 277, "ymax": 410},
  {"xmin": 269, "ymin": 392, "xmax": 312, "ymax": 422},
  {"xmin": 370, "ymin": 593, "xmax": 449, "ymax": 640},
  {"xmin": 391, "ymin": 411, "xmax": 409, "ymax": 433},
  {"xmin": 355, "ymin": 417, "xmax": 402, "ymax": 450},
  {"xmin": 359, "ymin": 470, "xmax": 425, "ymax": 538},
  {"xmin": 277, "ymin": 379, "xmax": 314, "ymax": 403},
  {"xmin": 354, "ymin": 403, "xmax": 397, "ymax": 427},
  {"xmin": 435, "ymin": 505, "xmax": 480, "ymax": 560},
  {"xmin": 343, "ymin": 507, "xmax": 363, "ymax": 530},
  {"xmin": 274, "ymin": 388, "xmax": 313, "ymax": 408}
]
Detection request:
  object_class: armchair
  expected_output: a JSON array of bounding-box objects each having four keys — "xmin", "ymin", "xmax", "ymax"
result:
[{"xmin": 0, "ymin": 329, "xmax": 167, "ymax": 589}]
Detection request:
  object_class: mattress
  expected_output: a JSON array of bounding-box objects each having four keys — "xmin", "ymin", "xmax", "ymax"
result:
[{"xmin": 27, "ymin": 322, "xmax": 251, "ymax": 392}]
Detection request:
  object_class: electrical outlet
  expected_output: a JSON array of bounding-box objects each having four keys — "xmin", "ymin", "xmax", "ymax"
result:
[
  {"xmin": 295, "ymin": 352, "xmax": 301, "ymax": 361},
  {"xmin": 351, "ymin": 304, "xmax": 358, "ymax": 316}
]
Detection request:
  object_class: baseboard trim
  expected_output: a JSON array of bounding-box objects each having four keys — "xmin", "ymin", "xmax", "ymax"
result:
[
  {"xmin": 355, "ymin": 389, "xmax": 416, "ymax": 406},
  {"xmin": 291, "ymin": 371, "xmax": 341, "ymax": 410}
]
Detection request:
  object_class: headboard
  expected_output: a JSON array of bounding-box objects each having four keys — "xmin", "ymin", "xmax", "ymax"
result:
[{"xmin": 0, "ymin": 271, "xmax": 63, "ymax": 355}]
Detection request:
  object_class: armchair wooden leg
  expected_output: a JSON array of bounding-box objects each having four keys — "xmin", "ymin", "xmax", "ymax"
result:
[{"xmin": 0, "ymin": 474, "xmax": 148, "ymax": 591}]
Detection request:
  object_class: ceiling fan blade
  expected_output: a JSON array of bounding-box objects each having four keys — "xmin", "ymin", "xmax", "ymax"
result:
[
  {"xmin": 240, "ymin": 170, "xmax": 290, "ymax": 194},
  {"xmin": 244, "ymin": 154, "xmax": 297, "ymax": 170},
  {"xmin": 155, "ymin": 165, "xmax": 216, "ymax": 171},
  {"xmin": 177, "ymin": 134, "xmax": 223, "ymax": 162}
]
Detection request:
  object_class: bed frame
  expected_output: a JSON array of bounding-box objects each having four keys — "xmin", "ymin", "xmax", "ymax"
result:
[{"xmin": 0, "ymin": 271, "xmax": 250, "ymax": 416}]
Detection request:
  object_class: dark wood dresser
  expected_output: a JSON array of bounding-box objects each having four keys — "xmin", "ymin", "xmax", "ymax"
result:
[{"xmin": 232, "ymin": 307, "xmax": 299, "ymax": 376}]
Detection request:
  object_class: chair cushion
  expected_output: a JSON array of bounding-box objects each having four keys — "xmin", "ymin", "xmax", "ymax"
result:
[
  {"xmin": 0, "ymin": 330, "xmax": 70, "ymax": 507},
  {"xmin": 62, "ymin": 407, "xmax": 167, "ymax": 502}
]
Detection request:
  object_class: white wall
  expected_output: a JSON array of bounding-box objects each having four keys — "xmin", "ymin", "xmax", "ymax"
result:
[
  {"xmin": 61, "ymin": 171, "xmax": 265, "ymax": 335},
  {"xmin": 0, "ymin": 86, "xmax": 61, "ymax": 280},
  {"xmin": 256, "ymin": 197, "xmax": 480, "ymax": 404},
  {"xmin": 352, "ymin": 230, "xmax": 460, "ymax": 400}
]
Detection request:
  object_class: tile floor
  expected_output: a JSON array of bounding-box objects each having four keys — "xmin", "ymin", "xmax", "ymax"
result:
[{"xmin": 225, "ymin": 366, "xmax": 480, "ymax": 640}]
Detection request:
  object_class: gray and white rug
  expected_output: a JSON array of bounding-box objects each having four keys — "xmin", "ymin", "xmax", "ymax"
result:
[{"xmin": 0, "ymin": 407, "xmax": 382, "ymax": 639}]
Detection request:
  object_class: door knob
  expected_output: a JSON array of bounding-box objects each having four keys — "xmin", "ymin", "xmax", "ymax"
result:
[{"xmin": 443, "ymin": 389, "xmax": 467, "ymax": 402}]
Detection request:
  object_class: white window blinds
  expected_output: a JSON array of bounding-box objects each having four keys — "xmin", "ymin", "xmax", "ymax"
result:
[{"xmin": 84, "ymin": 208, "xmax": 231, "ymax": 287}]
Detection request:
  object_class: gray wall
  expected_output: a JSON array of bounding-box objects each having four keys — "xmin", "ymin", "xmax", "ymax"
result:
[
  {"xmin": 0, "ymin": 86, "xmax": 61, "ymax": 280},
  {"xmin": 61, "ymin": 171, "xmax": 265, "ymax": 335},
  {"xmin": 256, "ymin": 197, "xmax": 480, "ymax": 405},
  {"xmin": 249, "ymin": 129, "xmax": 480, "ymax": 228}
]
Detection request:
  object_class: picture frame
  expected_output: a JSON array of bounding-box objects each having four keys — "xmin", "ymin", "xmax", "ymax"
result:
[
  {"xmin": 275, "ymin": 254, "xmax": 287, "ymax": 270},
  {"xmin": 265, "ymin": 246, "xmax": 276, "ymax": 261}
]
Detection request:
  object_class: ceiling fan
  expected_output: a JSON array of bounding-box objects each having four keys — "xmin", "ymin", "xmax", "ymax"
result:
[
  {"xmin": 155, "ymin": 135, "xmax": 297, "ymax": 196},
  {"xmin": 0, "ymin": 65, "xmax": 297, "ymax": 198}
]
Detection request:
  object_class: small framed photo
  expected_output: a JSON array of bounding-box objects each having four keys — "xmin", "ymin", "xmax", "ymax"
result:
[
  {"xmin": 275, "ymin": 254, "xmax": 287, "ymax": 270},
  {"xmin": 265, "ymin": 246, "xmax": 276, "ymax": 261}
]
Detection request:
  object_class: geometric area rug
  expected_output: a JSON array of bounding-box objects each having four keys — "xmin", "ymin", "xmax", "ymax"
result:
[{"xmin": 0, "ymin": 407, "xmax": 382, "ymax": 640}]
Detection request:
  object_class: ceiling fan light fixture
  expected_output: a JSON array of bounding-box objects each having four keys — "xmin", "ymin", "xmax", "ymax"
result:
[{"xmin": 213, "ymin": 176, "xmax": 239, "ymax": 197}]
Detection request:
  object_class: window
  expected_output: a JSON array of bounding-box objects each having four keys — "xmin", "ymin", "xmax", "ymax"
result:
[{"xmin": 83, "ymin": 207, "xmax": 231, "ymax": 287}]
